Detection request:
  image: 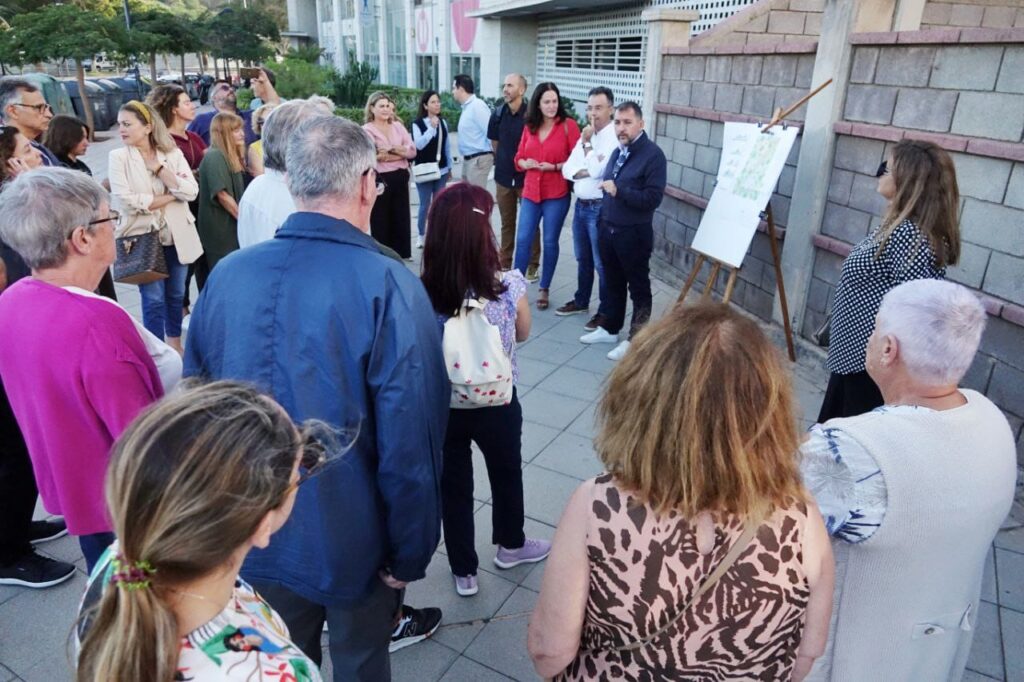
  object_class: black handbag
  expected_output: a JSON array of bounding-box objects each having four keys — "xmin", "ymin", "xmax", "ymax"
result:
[{"xmin": 113, "ymin": 231, "xmax": 168, "ymax": 285}]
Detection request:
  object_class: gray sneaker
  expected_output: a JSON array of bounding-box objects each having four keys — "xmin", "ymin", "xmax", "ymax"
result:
[{"xmin": 493, "ymin": 538, "xmax": 552, "ymax": 569}]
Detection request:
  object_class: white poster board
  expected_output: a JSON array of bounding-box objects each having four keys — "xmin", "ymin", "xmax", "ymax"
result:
[{"xmin": 690, "ymin": 122, "xmax": 799, "ymax": 269}]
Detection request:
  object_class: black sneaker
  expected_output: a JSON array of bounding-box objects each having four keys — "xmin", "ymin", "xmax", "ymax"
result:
[
  {"xmin": 584, "ymin": 313, "xmax": 605, "ymax": 332},
  {"xmin": 29, "ymin": 518, "xmax": 68, "ymax": 545},
  {"xmin": 555, "ymin": 301, "xmax": 588, "ymax": 317},
  {"xmin": 389, "ymin": 604, "xmax": 442, "ymax": 653},
  {"xmin": 0, "ymin": 552, "xmax": 76, "ymax": 588}
]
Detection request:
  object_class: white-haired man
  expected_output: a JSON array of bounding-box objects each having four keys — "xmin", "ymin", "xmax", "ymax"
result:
[{"xmin": 800, "ymin": 279, "xmax": 1017, "ymax": 682}]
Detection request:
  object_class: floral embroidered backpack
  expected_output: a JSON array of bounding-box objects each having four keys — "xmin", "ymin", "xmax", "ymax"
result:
[{"xmin": 442, "ymin": 297, "xmax": 513, "ymax": 409}]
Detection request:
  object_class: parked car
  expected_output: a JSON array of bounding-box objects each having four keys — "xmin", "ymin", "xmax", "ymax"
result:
[{"xmin": 18, "ymin": 73, "xmax": 75, "ymax": 117}]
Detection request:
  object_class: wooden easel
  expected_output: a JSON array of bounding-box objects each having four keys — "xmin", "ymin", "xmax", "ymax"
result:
[{"xmin": 676, "ymin": 79, "xmax": 833, "ymax": 362}]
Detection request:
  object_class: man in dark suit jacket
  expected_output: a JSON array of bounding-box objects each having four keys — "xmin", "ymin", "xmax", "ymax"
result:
[{"xmin": 579, "ymin": 101, "xmax": 667, "ymax": 361}]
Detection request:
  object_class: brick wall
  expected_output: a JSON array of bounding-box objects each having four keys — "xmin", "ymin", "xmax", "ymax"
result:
[
  {"xmin": 922, "ymin": 0, "xmax": 1024, "ymax": 29},
  {"xmin": 808, "ymin": 37, "xmax": 1024, "ymax": 454},
  {"xmin": 652, "ymin": 46, "xmax": 813, "ymax": 321},
  {"xmin": 691, "ymin": 0, "xmax": 824, "ymax": 47}
]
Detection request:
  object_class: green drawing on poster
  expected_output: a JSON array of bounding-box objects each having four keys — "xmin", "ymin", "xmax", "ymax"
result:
[{"xmin": 732, "ymin": 134, "xmax": 781, "ymax": 201}]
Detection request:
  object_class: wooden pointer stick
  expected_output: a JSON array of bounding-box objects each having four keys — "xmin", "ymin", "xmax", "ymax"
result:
[{"xmin": 762, "ymin": 78, "xmax": 834, "ymax": 133}]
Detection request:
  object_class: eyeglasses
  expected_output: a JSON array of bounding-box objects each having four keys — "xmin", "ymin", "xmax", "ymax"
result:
[
  {"xmin": 362, "ymin": 167, "xmax": 386, "ymax": 196},
  {"xmin": 86, "ymin": 210, "xmax": 122, "ymax": 229},
  {"xmin": 875, "ymin": 160, "xmax": 889, "ymax": 178},
  {"xmin": 12, "ymin": 103, "xmax": 52, "ymax": 114}
]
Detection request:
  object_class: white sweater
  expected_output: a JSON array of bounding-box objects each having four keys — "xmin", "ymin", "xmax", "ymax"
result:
[{"xmin": 808, "ymin": 390, "xmax": 1016, "ymax": 682}]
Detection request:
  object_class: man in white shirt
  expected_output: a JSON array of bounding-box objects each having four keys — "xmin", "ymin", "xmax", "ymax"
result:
[
  {"xmin": 237, "ymin": 98, "xmax": 335, "ymax": 248},
  {"xmin": 452, "ymin": 75, "xmax": 494, "ymax": 188},
  {"xmin": 556, "ymin": 87, "xmax": 618, "ymax": 332}
]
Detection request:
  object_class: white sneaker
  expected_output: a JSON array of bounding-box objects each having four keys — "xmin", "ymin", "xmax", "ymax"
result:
[
  {"xmin": 580, "ymin": 327, "xmax": 618, "ymax": 345},
  {"xmin": 416, "ymin": 235, "xmax": 423, "ymax": 249},
  {"xmin": 607, "ymin": 340, "xmax": 630, "ymax": 361}
]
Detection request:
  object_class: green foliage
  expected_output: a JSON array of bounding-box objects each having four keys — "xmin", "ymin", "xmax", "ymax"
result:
[
  {"xmin": 334, "ymin": 107, "xmax": 363, "ymax": 125},
  {"xmin": 1, "ymin": 4, "xmax": 121, "ymax": 65},
  {"xmin": 274, "ymin": 57, "xmax": 332, "ymax": 99},
  {"xmin": 204, "ymin": 4, "xmax": 278, "ymax": 63},
  {"xmin": 285, "ymin": 44, "xmax": 324, "ymax": 64},
  {"xmin": 235, "ymin": 86, "xmax": 253, "ymax": 110},
  {"xmin": 561, "ymin": 95, "xmax": 587, "ymax": 129},
  {"xmin": 331, "ymin": 53, "xmax": 376, "ymax": 106},
  {"xmin": 128, "ymin": 8, "xmax": 202, "ymax": 58}
]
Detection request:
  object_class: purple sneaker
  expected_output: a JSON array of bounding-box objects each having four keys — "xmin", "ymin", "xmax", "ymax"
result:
[
  {"xmin": 453, "ymin": 573, "xmax": 478, "ymax": 597},
  {"xmin": 493, "ymin": 538, "xmax": 552, "ymax": 569}
]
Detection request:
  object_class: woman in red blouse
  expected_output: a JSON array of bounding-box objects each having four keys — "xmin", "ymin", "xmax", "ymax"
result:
[{"xmin": 513, "ymin": 83, "xmax": 580, "ymax": 309}]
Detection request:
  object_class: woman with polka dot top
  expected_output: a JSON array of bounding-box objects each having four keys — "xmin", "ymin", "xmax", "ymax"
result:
[{"xmin": 818, "ymin": 139, "xmax": 961, "ymax": 422}]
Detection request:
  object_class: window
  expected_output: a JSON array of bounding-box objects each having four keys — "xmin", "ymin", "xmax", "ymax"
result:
[
  {"xmin": 618, "ymin": 36, "xmax": 643, "ymax": 72},
  {"xmin": 450, "ymin": 55, "xmax": 480, "ymax": 88},
  {"xmin": 417, "ymin": 55, "xmax": 437, "ymax": 90},
  {"xmin": 574, "ymin": 39, "xmax": 593, "ymax": 69},
  {"xmin": 555, "ymin": 40, "xmax": 572, "ymax": 68}
]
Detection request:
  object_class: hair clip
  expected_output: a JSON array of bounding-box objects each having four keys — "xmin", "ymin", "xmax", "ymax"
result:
[
  {"xmin": 472, "ymin": 207, "xmax": 486, "ymax": 215},
  {"xmin": 110, "ymin": 554, "xmax": 156, "ymax": 591}
]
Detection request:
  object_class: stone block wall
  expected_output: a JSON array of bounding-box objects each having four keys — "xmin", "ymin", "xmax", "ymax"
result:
[
  {"xmin": 807, "ymin": 36, "xmax": 1024, "ymax": 455},
  {"xmin": 922, "ymin": 0, "xmax": 1024, "ymax": 29},
  {"xmin": 690, "ymin": 0, "xmax": 824, "ymax": 47},
  {"xmin": 652, "ymin": 45, "xmax": 812, "ymax": 321}
]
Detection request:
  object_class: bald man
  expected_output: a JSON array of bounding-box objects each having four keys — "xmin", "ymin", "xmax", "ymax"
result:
[{"xmin": 488, "ymin": 73, "xmax": 539, "ymax": 280}]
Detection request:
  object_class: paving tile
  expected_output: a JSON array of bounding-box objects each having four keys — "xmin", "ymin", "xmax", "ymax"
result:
[
  {"xmin": 469, "ymin": 504, "xmax": 556, "ymax": 584},
  {"xmin": 0, "ymin": 571, "xmax": 87, "ymax": 681},
  {"xmin": 522, "ymin": 562, "xmax": 546, "ymax": 593},
  {"xmin": 519, "ymin": 389, "xmax": 589, "ymax": 430},
  {"xmin": 403, "ymin": 558, "xmax": 518, "ymax": 641},
  {"xmin": 996, "ymin": 525, "xmax": 1024, "ymax": 555},
  {"xmin": 535, "ymin": 365, "xmax": 606, "ymax": 401},
  {"xmin": 516, "ymin": 358, "xmax": 560, "ymax": 388},
  {"xmin": 997, "ymin": 548, "xmax": 1024, "ymax": 612},
  {"xmin": 0, "ymin": 663, "xmax": 16, "ymax": 682},
  {"xmin": 565, "ymin": 402, "xmax": 597, "ymax": 438},
  {"xmin": 968, "ymin": 600, "xmax": 1006, "ymax": 680},
  {"xmin": 1002, "ymin": 607, "xmax": 1024, "ymax": 681},
  {"xmin": 963, "ymin": 670, "xmax": 1002, "ymax": 681},
  {"xmin": 440, "ymin": 656, "xmax": 514, "ymax": 681},
  {"xmin": 463, "ymin": 587, "xmax": 539, "ymax": 681},
  {"xmin": 517, "ymin": 337, "xmax": 583, "ymax": 365},
  {"xmin": 536, "ymin": 317, "xmax": 595, "ymax": 344},
  {"xmin": 564, "ymin": 344, "xmax": 617, "ymax": 377},
  {"xmin": 984, "ymin": 547, "xmax": 999, "ymax": 604},
  {"xmin": 521, "ymin": 465, "xmax": 582, "ymax": 527},
  {"xmin": 520, "ymin": 421, "xmax": 562, "ymax": 464},
  {"xmin": 392, "ymin": 638, "xmax": 460, "ymax": 681},
  {"xmin": 532, "ymin": 431, "xmax": 603, "ymax": 481}
]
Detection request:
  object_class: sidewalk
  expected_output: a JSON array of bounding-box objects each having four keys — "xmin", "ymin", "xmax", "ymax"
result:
[{"xmin": 0, "ymin": 129, "xmax": 1020, "ymax": 682}]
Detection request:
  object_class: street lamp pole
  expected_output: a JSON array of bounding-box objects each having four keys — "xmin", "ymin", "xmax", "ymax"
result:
[{"xmin": 122, "ymin": 0, "xmax": 143, "ymax": 96}]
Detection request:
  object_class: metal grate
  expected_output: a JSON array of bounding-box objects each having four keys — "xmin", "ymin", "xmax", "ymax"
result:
[{"xmin": 536, "ymin": 0, "xmax": 756, "ymax": 106}]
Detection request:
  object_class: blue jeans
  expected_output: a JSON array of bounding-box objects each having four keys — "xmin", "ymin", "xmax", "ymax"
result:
[
  {"xmin": 415, "ymin": 174, "xmax": 449, "ymax": 237},
  {"xmin": 139, "ymin": 245, "xmax": 187, "ymax": 339},
  {"xmin": 571, "ymin": 200, "xmax": 604, "ymax": 308},
  {"xmin": 513, "ymin": 194, "xmax": 571, "ymax": 290},
  {"xmin": 79, "ymin": 531, "xmax": 115, "ymax": 574}
]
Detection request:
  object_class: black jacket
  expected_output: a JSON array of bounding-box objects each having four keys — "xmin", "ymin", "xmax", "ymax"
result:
[{"xmin": 601, "ymin": 131, "xmax": 667, "ymax": 227}]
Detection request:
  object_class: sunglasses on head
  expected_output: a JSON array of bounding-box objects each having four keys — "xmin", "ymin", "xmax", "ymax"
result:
[{"xmin": 875, "ymin": 160, "xmax": 889, "ymax": 178}]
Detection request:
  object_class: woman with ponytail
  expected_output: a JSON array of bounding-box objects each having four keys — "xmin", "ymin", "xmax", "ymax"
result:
[{"xmin": 76, "ymin": 381, "xmax": 326, "ymax": 682}]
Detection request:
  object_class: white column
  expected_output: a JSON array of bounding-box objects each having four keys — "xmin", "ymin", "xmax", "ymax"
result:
[
  {"xmin": 331, "ymin": 0, "xmax": 345, "ymax": 71},
  {"xmin": 355, "ymin": 0, "xmax": 366, "ymax": 62},
  {"xmin": 378, "ymin": 0, "xmax": 389, "ymax": 83},
  {"xmin": 438, "ymin": 0, "xmax": 451, "ymax": 91},
  {"xmin": 405, "ymin": 0, "xmax": 416, "ymax": 87}
]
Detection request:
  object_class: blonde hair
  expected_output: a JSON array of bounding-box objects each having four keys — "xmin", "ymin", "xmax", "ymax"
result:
[
  {"xmin": 878, "ymin": 139, "xmax": 961, "ymax": 268},
  {"xmin": 210, "ymin": 111, "xmax": 245, "ymax": 174},
  {"xmin": 119, "ymin": 101, "xmax": 176, "ymax": 153},
  {"xmin": 76, "ymin": 381, "xmax": 305, "ymax": 682},
  {"xmin": 252, "ymin": 102, "xmax": 278, "ymax": 136},
  {"xmin": 596, "ymin": 303, "xmax": 805, "ymax": 522},
  {"xmin": 364, "ymin": 91, "xmax": 393, "ymax": 124}
]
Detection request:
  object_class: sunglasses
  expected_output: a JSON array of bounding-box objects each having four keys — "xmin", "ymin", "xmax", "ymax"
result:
[{"xmin": 875, "ymin": 160, "xmax": 889, "ymax": 178}]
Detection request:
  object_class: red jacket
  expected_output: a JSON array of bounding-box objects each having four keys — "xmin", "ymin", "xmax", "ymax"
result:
[{"xmin": 514, "ymin": 118, "xmax": 580, "ymax": 202}]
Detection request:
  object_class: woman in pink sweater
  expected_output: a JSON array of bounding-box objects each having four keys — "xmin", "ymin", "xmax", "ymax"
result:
[{"xmin": 0, "ymin": 168, "xmax": 165, "ymax": 571}]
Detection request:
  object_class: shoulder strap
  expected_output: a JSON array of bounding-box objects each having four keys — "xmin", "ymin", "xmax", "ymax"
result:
[{"xmin": 602, "ymin": 518, "xmax": 760, "ymax": 653}]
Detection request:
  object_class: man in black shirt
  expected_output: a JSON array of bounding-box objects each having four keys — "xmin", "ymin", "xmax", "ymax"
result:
[{"xmin": 488, "ymin": 73, "xmax": 539, "ymax": 280}]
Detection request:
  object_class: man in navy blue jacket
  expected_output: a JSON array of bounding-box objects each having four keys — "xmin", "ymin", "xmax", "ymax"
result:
[
  {"xmin": 184, "ymin": 115, "xmax": 449, "ymax": 680},
  {"xmin": 579, "ymin": 101, "xmax": 667, "ymax": 361}
]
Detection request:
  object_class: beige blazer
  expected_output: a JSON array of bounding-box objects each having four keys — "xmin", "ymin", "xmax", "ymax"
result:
[{"xmin": 108, "ymin": 145, "xmax": 203, "ymax": 264}]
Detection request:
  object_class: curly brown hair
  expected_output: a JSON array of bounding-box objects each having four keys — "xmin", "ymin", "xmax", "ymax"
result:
[{"xmin": 146, "ymin": 83, "xmax": 188, "ymax": 128}]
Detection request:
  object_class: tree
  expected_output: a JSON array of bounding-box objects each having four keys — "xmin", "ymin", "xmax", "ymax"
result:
[
  {"xmin": 128, "ymin": 7, "xmax": 201, "ymax": 82},
  {"xmin": 204, "ymin": 4, "xmax": 278, "ymax": 76},
  {"xmin": 0, "ymin": 4, "xmax": 120, "ymax": 136}
]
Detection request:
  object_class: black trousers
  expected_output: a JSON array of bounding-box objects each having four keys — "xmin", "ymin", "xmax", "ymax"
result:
[
  {"xmin": 442, "ymin": 389, "xmax": 525, "ymax": 577},
  {"xmin": 248, "ymin": 578, "xmax": 402, "ymax": 682},
  {"xmin": 0, "ymin": 377, "xmax": 37, "ymax": 565},
  {"xmin": 817, "ymin": 370, "xmax": 884, "ymax": 422},
  {"xmin": 370, "ymin": 168, "xmax": 412, "ymax": 260},
  {"xmin": 596, "ymin": 220, "xmax": 653, "ymax": 337}
]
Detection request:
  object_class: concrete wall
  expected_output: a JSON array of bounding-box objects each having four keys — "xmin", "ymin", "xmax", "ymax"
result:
[
  {"xmin": 690, "ymin": 0, "xmax": 825, "ymax": 46},
  {"xmin": 922, "ymin": 0, "xmax": 1024, "ymax": 29}
]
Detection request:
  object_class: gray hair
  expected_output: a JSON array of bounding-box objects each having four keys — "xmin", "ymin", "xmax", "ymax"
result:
[
  {"xmin": 0, "ymin": 167, "xmax": 107, "ymax": 269},
  {"xmin": 285, "ymin": 115, "xmax": 376, "ymax": 203},
  {"xmin": 0, "ymin": 77, "xmax": 36, "ymax": 123},
  {"xmin": 874, "ymin": 279, "xmax": 987, "ymax": 386},
  {"xmin": 262, "ymin": 98, "xmax": 336, "ymax": 172}
]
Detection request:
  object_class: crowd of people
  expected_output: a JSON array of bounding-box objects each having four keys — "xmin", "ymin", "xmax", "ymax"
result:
[{"xmin": 0, "ymin": 69, "xmax": 1018, "ymax": 682}]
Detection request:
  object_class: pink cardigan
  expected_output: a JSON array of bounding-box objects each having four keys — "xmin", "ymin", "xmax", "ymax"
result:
[
  {"xmin": 0, "ymin": 279, "xmax": 163, "ymax": 534},
  {"xmin": 363, "ymin": 120, "xmax": 416, "ymax": 173}
]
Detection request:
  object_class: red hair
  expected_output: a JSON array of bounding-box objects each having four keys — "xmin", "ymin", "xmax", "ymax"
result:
[{"xmin": 420, "ymin": 182, "xmax": 505, "ymax": 317}]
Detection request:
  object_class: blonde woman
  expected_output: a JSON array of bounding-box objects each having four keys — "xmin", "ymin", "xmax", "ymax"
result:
[
  {"xmin": 109, "ymin": 100, "xmax": 201, "ymax": 354},
  {"xmin": 197, "ymin": 113, "xmax": 246, "ymax": 277},
  {"xmin": 76, "ymin": 381, "xmax": 325, "ymax": 681},
  {"xmin": 819, "ymin": 139, "xmax": 961, "ymax": 421},
  {"xmin": 529, "ymin": 303, "xmax": 835, "ymax": 681},
  {"xmin": 362, "ymin": 91, "xmax": 416, "ymax": 259},
  {"xmin": 247, "ymin": 102, "xmax": 277, "ymax": 177}
]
